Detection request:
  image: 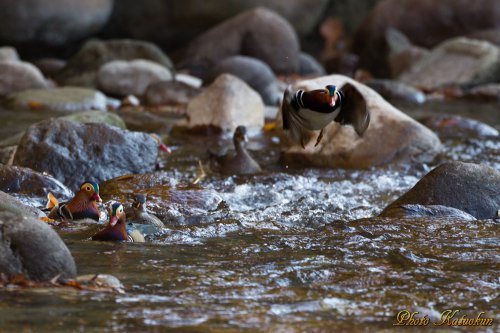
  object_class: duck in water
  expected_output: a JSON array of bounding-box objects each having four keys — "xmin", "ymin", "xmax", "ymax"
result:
[
  {"xmin": 209, "ymin": 126, "xmax": 262, "ymax": 175},
  {"xmin": 47, "ymin": 181, "xmax": 102, "ymax": 221}
]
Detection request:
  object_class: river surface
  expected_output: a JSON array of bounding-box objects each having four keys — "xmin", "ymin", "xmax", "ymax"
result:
[{"xmin": 0, "ymin": 99, "xmax": 498, "ymax": 332}]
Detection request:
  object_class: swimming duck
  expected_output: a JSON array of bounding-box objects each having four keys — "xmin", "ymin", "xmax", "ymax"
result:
[
  {"xmin": 92, "ymin": 202, "xmax": 145, "ymax": 242},
  {"xmin": 281, "ymin": 83, "xmax": 370, "ymax": 148},
  {"xmin": 127, "ymin": 194, "xmax": 164, "ymax": 228},
  {"xmin": 209, "ymin": 126, "xmax": 262, "ymax": 175},
  {"xmin": 47, "ymin": 181, "xmax": 102, "ymax": 221}
]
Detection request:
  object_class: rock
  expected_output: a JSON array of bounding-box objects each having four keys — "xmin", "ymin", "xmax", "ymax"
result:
[
  {"xmin": 399, "ymin": 38, "xmax": 500, "ymax": 90},
  {"xmin": 179, "ymin": 8, "xmax": 300, "ymax": 77},
  {"xmin": 62, "ymin": 110, "xmax": 127, "ymax": 129},
  {"xmin": 0, "ymin": 191, "xmax": 44, "ymax": 218},
  {"xmin": 100, "ymin": 172, "xmax": 223, "ymax": 223},
  {"xmin": 204, "ymin": 56, "xmax": 281, "ymax": 105},
  {"xmin": 418, "ymin": 114, "xmax": 499, "ymax": 138},
  {"xmin": 0, "ymin": 146, "xmax": 16, "ymax": 165},
  {"xmin": 97, "ymin": 59, "xmax": 173, "ymax": 97},
  {"xmin": 56, "ymin": 39, "xmax": 175, "ymax": 87},
  {"xmin": 365, "ymin": 79, "xmax": 425, "ymax": 104},
  {"xmin": 102, "ymin": 0, "xmax": 327, "ymax": 51},
  {"xmin": 0, "ymin": 165, "xmax": 73, "ymax": 202},
  {"xmin": 464, "ymin": 84, "xmax": 500, "ymax": 102},
  {"xmin": 175, "ymin": 73, "xmax": 202, "ymax": 88},
  {"xmin": 13, "ymin": 119, "xmax": 158, "ymax": 190},
  {"xmin": 0, "ymin": 61, "xmax": 47, "ymax": 96},
  {"xmin": 0, "ymin": 0, "xmax": 113, "ymax": 46},
  {"xmin": 389, "ymin": 46, "xmax": 429, "ymax": 78},
  {"xmin": 352, "ymin": 0, "xmax": 500, "ymax": 77},
  {"xmin": 0, "ymin": 46, "xmax": 19, "ymax": 62},
  {"xmin": 380, "ymin": 161, "xmax": 500, "ymax": 219},
  {"xmin": 279, "ymin": 75, "xmax": 442, "ymax": 169},
  {"xmin": 298, "ymin": 52, "xmax": 326, "ymax": 76},
  {"xmin": 0, "ymin": 110, "xmax": 126, "ymax": 150},
  {"xmin": 186, "ymin": 74, "xmax": 265, "ymax": 133},
  {"xmin": 380, "ymin": 204, "xmax": 477, "ymax": 220},
  {"xmin": 144, "ymin": 80, "xmax": 200, "ymax": 106},
  {"xmin": 0, "ymin": 210, "xmax": 77, "ymax": 281},
  {"xmin": 4, "ymin": 87, "xmax": 107, "ymax": 112},
  {"xmin": 33, "ymin": 58, "xmax": 66, "ymax": 78}
]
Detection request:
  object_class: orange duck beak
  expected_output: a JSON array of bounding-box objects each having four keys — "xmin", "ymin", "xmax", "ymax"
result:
[
  {"xmin": 92, "ymin": 193, "xmax": 102, "ymax": 202},
  {"xmin": 109, "ymin": 215, "xmax": 118, "ymax": 227}
]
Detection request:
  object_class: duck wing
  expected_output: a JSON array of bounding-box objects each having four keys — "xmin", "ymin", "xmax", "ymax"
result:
[{"xmin": 335, "ymin": 83, "xmax": 370, "ymax": 137}]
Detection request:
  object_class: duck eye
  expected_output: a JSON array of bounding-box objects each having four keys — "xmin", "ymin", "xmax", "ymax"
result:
[{"xmin": 86, "ymin": 186, "xmax": 91, "ymax": 191}]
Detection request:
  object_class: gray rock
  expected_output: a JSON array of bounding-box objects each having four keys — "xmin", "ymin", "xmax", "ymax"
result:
[
  {"xmin": 399, "ymin": 38, "xmax": 500, "ymax": 89},
  {"xmin": 179, "ymin": 7, "xmax": 300, "ymax": 77},
  {"xmin": 352, "ymin": 0, "xmax": 500, "ymax": 77},
  {"xmin": 418, "ymin": 114, "xmax": 499, "ymax": 138},
  {"xmin": 186, "ymin": 74, "xmax": 264, "ymax": 133},
  {"xmin": 0, "ymin": 61, "xmax": 47, "ymax": 96},
  {"xmin": 0, "ymin": 165, "xmax": 73, "ymax": 201},
  {"xmin": 0, "ymin": 0, "xmax": 112, "ymax": 46},
  {"xmin": 144, "ymin": 80, "xmax": 200, "ymax": 106},
  {"xmin": 57, "ymin": 39, "xmax": 175, "ymax": 87},
  {"xmin": 0, "ymin": 46, "xmax": 19, "ymax": 62},
  {"xmin": 465, "ymin": 83, "xmax": 500, "ymax": 103},
  {"xmin": 365, "ymin": 79, "xmax": 425, "ymax": 104},
  {"xmin": 204, "ymin": 56, "xmax": 281, "ymax": 105},
  {"xmin": 0, "ymin": 190, "xmax": 44, "ymax": 218},
  {"xmin": 298, "ymin": 52, "xmax": 326, "ymax": 76},
  {"xmin": 381, "ymin": 204, "xmax": 477, "ymax": 220},
  {"xmin": 381, "ymin": 161, "xmax": 500, "ymax": 219},
  {"xmin": 97, "ymin": 59, "xmax": 173, "ymax": 96},
  {"xmin": 102, "ymin": 0, "xmax": 327, "ymax": 51},
  {"xmin": 0, "ymin": 210, "xmax": 77, "ymax": 281},
  {"xmin": 4, "ymin": 87, "xmax": 107, "ymax": 112},
  {"xmin": 13, "ymin": 119, "xmax": 158, "ymax": 190},
  {"xmin": 389, "ymin": 46, "xmax": 429, "ymax": 78},
  {"xmin": 279, "ymin": 75, "xmax": 442, "ymax": 169}
]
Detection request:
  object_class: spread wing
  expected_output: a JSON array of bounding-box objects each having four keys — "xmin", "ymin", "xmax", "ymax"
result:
[
  {"xmin": 335, "ymin": 83, "xmax": 370, "ymax": 136},
  {"xmin": 281, "ymin": 86, "xmax": 315, "ymax": 148}
]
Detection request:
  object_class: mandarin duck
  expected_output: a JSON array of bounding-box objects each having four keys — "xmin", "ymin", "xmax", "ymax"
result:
[
  {"xmin": 209, "ymin": 126, "xmax": 262, "ymax": 175},
  {"xmin": 281, "ymin": 83, "xmax": 370, "ymax": 148},
  {"xmin": 92, "ymin": 202, "xmax": 145, "ymax": 242},
  {"xmin": 127, "ymin": 194, "xmax": 164, "ymax": 228},
  {"xmin": 47, "ymin": 181, "xmax": 102, "ymax": 221}
]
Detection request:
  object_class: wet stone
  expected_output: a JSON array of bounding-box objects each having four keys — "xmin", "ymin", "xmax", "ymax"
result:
[{"xmin": 4, "ymin": 87, "xmax": 107, "ymax": 112}]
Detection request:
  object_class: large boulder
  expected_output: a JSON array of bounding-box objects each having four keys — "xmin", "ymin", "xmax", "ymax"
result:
[
  {"xmin": 0, "ymin": 210, "xmax": 77, "ymax": 281},
  {"xmin": 0, "ymin": 61, "xmax": 47, "ymax": 96},
  {"xmin": 144, "ymin": 80, "xmax": 200, "ymax": 106},
  {"xmin": 352, "ymin": 0, "xmax": 500, "ymax": 77},
  {"xmin": 0, "ymin": 0, "xmax": 113, "ymax": 46},
  {"xmin": 186, "ymin": 74, "xmax": 265, "ymax": 133},
  {"xmin": 279, "ymin": 75, "xmax": 442, "ymax": 169},
  {"xmin": 97, "ymin": 59, "xmax": 173, "ymax": 96},
  {"xmin": 102, "ymin": 0, "xmax": 327, "ymax": 51},
  {"xmin": 0, "ymin": 164, "xmax": 73, "ymax": 201},
  {"xmin": 4, "ymin": 87, "xmax": 107, "ymax": 112},
  {"xmin": 381, "ymin": 162, "xmax": 500, "ymax": 219},
  {"xmin": 203, "ymin": 56, "xmax": 281, "ymax": 105},
  {"xmin": 56, "ymin": 39, "xmax": 174, "ymax": 87},
  {"xmin": 0, "ymin": 46, "xmax": 19, "ymax": 62},
  {"xmin": 399, "ymin": 38, "xmax": 500, "ymax": 90},
  {"xmin": 13, "ymin": 119, "xmax": 158, "ymax": 190},
  {"xmin": 0, "ymin": 191, "xmax": 44, "ymax": 218},
  {"xmin": 178, "ymin": 7, "xmax": 300, "ymax": 77}
]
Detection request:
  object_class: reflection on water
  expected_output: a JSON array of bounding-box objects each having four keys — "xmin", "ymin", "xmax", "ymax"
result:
[{"xmin": 0, "ymin": 100, "xmax": 499, "ymax": 332}]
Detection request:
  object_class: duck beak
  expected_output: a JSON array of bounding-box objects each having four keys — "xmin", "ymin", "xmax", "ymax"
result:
[
  {"xmin": 93, "ymin": 193, "xmax": 102, "ymax": 202},
  {"xmin": 159, "ymin": 143, "xmax": 171, "ymax": 153},
  {"xmin": 328, "ymin": 95, "xmax": 336, "ymax": 108},
  {"xmin": 110, "ymin": 215, "xmax": 118, "ymax": 227}
]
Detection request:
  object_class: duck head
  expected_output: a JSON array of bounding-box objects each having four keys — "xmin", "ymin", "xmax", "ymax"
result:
[
  {"xmin": 109, "ymin": 202, "xmax": 126, "ymax": 227},
  {"xmin": 325, "ymin": 85, "xmax": 338, "ymax": 108},
  {"xmin": 233, "ymin": 126, "xmax": 248, "ymax": 146},
  {"xmin": 150, "ymin": 133, "xmax": 171, "ymax": 153},
  {"xmin": 133, "ymin": 194, "xmax": 147, "ymax": 213},
  {"xmin": 79, "ymin": 181, "xmax": 102, "ymax": 202}
]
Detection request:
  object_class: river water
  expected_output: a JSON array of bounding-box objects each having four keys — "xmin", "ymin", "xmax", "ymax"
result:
[{"xmin": 0, "ymin": 99, "xmax": 498, "ymax": 332}]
